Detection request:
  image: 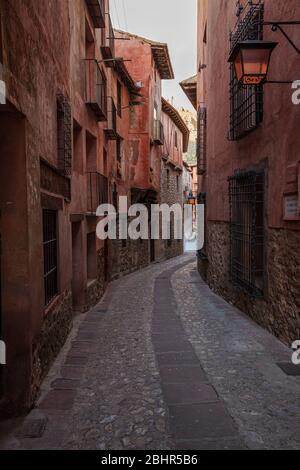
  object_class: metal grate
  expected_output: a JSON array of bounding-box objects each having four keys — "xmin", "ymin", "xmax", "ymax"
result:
[
  {"xmin": 85, "ymin": 60, "xmax": 107, "ymax": 121},
  {"xmin": 85, "ymin": 0, "xmax": 105, "ymax": 29},
  {"xmin": 229, "ymin": 1, "xmax": 265, "ymax": 141},
  {"xmin": 197, "ymin": 192, "xmax": 208, "ymax": 260},
  {"xmin": 153, "ymin": 119, "xmax": 164, "ymax": 145},
  {"xmin": 197, "ymin": 106, "xmax": 207, "ymax": 175},
  {"xmin": 104, "ymin": 97, "xmax": 118, "ymax": 140},
  {"xmin": 87, "ymin": 172, "xmax": 109, "ymax": 213},
  {"xmin": 43, "ymin": 210, "xmax": 58, "ymax": 306},
  {"xmin": 229, "ymin": 170, "xmax": 265, "ymax": 298},
  {"xmin": 57, "ymin": 94, "xmax": 72, "ymax": 176}
]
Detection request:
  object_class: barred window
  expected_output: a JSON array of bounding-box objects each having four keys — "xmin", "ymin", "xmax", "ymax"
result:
[
  {"xmin": 43, "ymin": 210, "xmax": 58, "ymax": 306},
  {"xmin": 57, "ymin": 94, "xmax": 72, "ymax": 176},
  {"xmin": 229, "ymin": 2, "xmax": 264, "ymax": 141},
  {"xmin": 197, "ymin": 106, "xmax": 207, "ymax": 175},
  {"xmin": 229, "ymin": 170, "xmax": 265, "ymax": 298},
  {"xmin": 197, "ymin": 192, "xmax": 207, "ymax": 260}
]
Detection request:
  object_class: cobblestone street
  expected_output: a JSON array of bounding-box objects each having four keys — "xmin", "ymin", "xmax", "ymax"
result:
[{"xmin": 0, "ymin": 255, "xmax": 299, "ymax": 450}]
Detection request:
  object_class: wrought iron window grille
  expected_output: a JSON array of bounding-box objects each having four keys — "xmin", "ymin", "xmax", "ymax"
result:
[
  {"xmin": 197, "ymin": 106, "xmax": 207, "ymax": 175},
  {"xmin": 197, "ymin": 192, "xmax": 208, "ymax": 260},
  {"xmin": 57, "ymin": 94, "xmax": 72, "ymax": 177},
  {"xmin": 228, "ymin": 169, "xmax": 265, "ymax": 298},
  {"xmin": 87, "ymin": 172, "xmax": 109, "ymax": 213},
  {"xmin": 229, "ymin": 1, "xmax": 265, "ymax": 141}
]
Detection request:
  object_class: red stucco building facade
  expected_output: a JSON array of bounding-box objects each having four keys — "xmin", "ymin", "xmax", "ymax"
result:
[
  {"xmin": 0, "ymin": 0, "xmax": 183, "ymax": 417},
  {"xmin": 192, "ymin": 0, "xmax": 300, "ymax": 345}
]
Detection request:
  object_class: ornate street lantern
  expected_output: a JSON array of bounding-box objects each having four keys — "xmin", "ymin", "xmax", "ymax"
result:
[
  {"xmin": 187, "ymin": 195, "xmax": 197, "ymax": 206},
  {"xmin": 228, "ymin": 40, "xmax": 278, "ymax": 85}
]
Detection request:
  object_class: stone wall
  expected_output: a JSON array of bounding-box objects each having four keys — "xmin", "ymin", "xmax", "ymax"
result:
[
  {"xmin": 110, "ymin": 239, "xmax": 149, "ymax": 280},
  {"xmin": 159, "ymin": 161, "xmax": 184, "ymax": 260},
  {"xmin": 198, "ymin": 221, "xmax": 300, "ymax": 346},
  {"xmin": 85, "ymin": 247, "xmax": 108, "ymax": 312},
  {"xmin": 31, "ymin": 289, "xmax": 73, "ymax": 402}
]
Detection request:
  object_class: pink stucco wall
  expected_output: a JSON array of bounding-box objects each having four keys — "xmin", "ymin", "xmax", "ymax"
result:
[
  {"xmin": 198, "ymin": 0, "xmax": 300, "ymax": 230},
  {"xmin": 116, "ymin": 33, "xmax": 163, "ymax": 194},
  {"xmin": 161, "ymin": 110, "xmax": 184, "ymax": 167}
]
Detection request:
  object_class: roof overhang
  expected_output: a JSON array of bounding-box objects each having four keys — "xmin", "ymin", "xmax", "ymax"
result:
[
  {"xmin": 161, "ymin": 97, "xmax": 190, "ymax": 153},
  {"xmin": 114, "ymin": 30, "xmax": 174, "ymax": 80},
  {"xmin": 150, "ymin": 44, "xmax": 174, "ymax": 80},
  {"xmin": 180, "ymin": 75, "xmax": 197, "ymax": 110},
  {"xmin": 113, "ymin": 60, "xmax": 141, "ymax": 95}
]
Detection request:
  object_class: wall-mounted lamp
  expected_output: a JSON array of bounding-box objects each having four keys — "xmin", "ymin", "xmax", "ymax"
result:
[
  {"xmin": 228, "ymin": 21, "xmax": 300, "ymax": 86},
  {"xmin": 228, "ymin": 40, "xmax": 278, "ymax": 85},
  {"xmin": 187, "ymin": 195, "xmax": 197, "ymax": 206}
]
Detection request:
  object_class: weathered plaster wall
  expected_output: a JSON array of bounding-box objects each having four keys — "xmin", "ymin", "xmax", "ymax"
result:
[{"xmin": 197, "ymin": 0, "xmax": 300, "ymax": 345}]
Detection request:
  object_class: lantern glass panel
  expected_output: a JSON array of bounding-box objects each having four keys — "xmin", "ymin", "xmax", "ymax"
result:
[
  {"xmin": 242, "ymin": 48, "xmax": 270, "ymax": 77},
  {"xmin": 234, "ymin": 51, "xmax": 243, "ymax": 82}
]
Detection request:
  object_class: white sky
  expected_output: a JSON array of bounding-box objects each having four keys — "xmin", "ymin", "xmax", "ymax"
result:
[{"xmin": 110, "ymin": 0, "xmax": 197, "ymax": 111}]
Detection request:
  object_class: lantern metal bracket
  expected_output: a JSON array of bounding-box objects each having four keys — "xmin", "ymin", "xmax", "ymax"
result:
[
  {"xmin": 262, "ymin": 21, "xmax": 300, "ymax": 84},
  {"xmin": 263, "ymin": 21, "xmax": 300, "ymax": 55}
]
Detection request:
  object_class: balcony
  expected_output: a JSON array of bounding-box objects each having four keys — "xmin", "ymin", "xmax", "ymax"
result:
[
  {"xmin": 153, "ymin": 120, "xmax": 164, "ymax": 145},
  {"xmin": 85, "ymin": 0, "xmax": 105, "ymax": 29},
  {"xmin": 87, "ymin": 172, "xmax": 109, "ymax": 214},
  {"xmin": 104, "ymin": 97, "xmax": 118, "ymax": 140},
  {"xmin": 101, "ymin": 14, "xmax": 115, "ymax": 66},
  {"xmin": 85, "ymin": 60, "xmax": 107, "ymax": 121}
]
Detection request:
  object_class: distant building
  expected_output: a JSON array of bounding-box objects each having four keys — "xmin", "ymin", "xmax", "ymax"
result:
[
  {"xmin": 178, "ymin": 107, "xmax": 198, "ymax": 197},
  {"xmin": 159, "ymin": 98, "xmax": 190, "ymax": 259},
  {"xmin": 113, "ymin": 30, "xmax": 174, "ymax": 273}
]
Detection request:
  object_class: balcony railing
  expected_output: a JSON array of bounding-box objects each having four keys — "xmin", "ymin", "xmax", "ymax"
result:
[
  {"xmin": 197, "ymin": 106, "xmax": 207, "ymax": 175},
  {"xmin": 87, "ymin": 172, "xmax": 109, "ymax": 214},
  {"xmin": 85, "ymin": 60, "xmax": 107, "ymax": 121},
  {"xmin": 104, "ymin": 97, "xmax": 118, "ymax": 140},
  {"xmin": 101, "ymin": 14, "xmax": 115, "ymax": 66},
  {"xmin": 153, "ymin": 120, "xmax": 164, "ymax": 145},
  {"xmin": 85, "ymin": 0, "xmax": 105, "ymax": 29}
]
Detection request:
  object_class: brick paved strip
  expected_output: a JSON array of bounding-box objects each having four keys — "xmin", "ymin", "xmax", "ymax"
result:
[
  {"xmin": 161, "ymin": 382, "xmax": 219, "ymax": 405},
  {"xmin": 159, "ymin": 365, "xmax": 208, "ymax": 384},
  {"xmin": 156, "ymin": 351, "xmax": 200, "ymax": 367},
  {"xmin": 152, "ymin": 261, "xmax": 242, "ymax": 450},
  {"xmin": 38, "ymin": 390, "xmax": 76, "ymax": 411},
  {"xmin": 175, "ymin": 437, "xmax": 246, "ymax": 450},
  {"xmin": 168, "ymin": 403, "xmax": 238, "ymax": 441},
  {"xmin": 51, "ymin": 378, "xmax": 81, "ymax": 390}
]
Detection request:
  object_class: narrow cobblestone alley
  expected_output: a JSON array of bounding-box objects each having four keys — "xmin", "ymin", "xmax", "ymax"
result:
[{"xmin": 0, "ymin": 255, "xmax": 299, "ymax": 450}]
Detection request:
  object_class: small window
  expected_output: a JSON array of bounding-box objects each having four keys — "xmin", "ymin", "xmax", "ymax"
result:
[
  {"xmin": 116, "ymin": 137, "xmax": 122, "ymax": 162},
  {"xmin": 73, "ymin": 120, "xmax": 83, "ymax": 174},
  {"xmin": 174, "ymin": 132, "xmax": 178, "ymax": 149},
  {"xmin": 112, "ymin": 183, "xmax": 118, "ymax": 212},
  {"xmin": 43, "ymin": 210, "xmax": 58, "ymax": 306},
  {"xmin": 176, "ymin": 175, "xmax": 179, "ymax": 192},
  {"xmin": 229, "ymin": 170, "xmax": 265, "ymax": 297},
  {"xmin": 103, "ymin": 147, "xmax": 108, "ymax": 175},
  {"xmin": 166, "ymin": 169, "xmax": 170, "ymax": 189},
  {"xmin": 86, "ymin": 131, "xmax": 97, "ymax": 172},
  {"xmin": 203, "ymin": 23, "xmax": 207, "ymax": 44},
  {"xmin": 197, "ymin": 192, "xmax": 208, "ymax": 260},
  {"xmin": 117, "ymin": 80, "xmax": 122, "ymax": 117}
]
